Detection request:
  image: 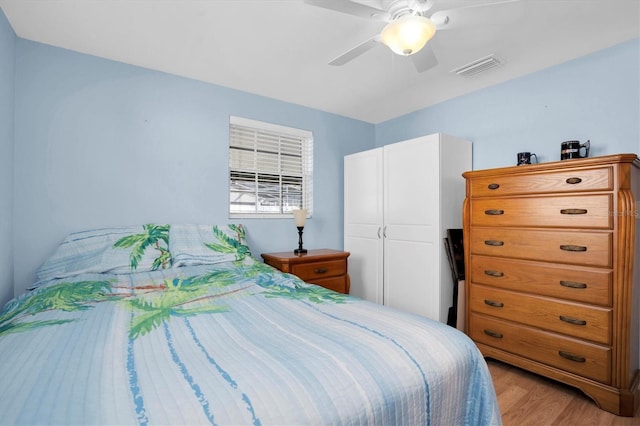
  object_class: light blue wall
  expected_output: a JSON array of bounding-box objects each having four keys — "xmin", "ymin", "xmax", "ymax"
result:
[
  {"xmin": 0, "ymin": 9, "xmax": 15, "ymax": 307},
  {"xmin": 13, "ymin": 40, "xmax": 373, "ymax": 295},
  {"xmin": 376, "ymin": 38, "xmax": 640, "ymax": 169},
  {"xmin": 7, "ymin": 31, "xmax": 640, "ymax": 300}
]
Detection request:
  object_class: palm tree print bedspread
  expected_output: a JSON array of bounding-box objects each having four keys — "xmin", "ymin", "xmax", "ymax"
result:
[
  {"xmin": 1, "ymin": 257, "xmax": 346, "ymax": 340},
  {"xmin": 0, "ymin": 241, "xmax": 501, "ymax": 425}
]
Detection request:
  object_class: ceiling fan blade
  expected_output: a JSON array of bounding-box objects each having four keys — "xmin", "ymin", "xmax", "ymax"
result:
[
  {"xmin": 430, "ymin": 0, "xmax": 524, "ymax": 30},
  {"xmin": 411, "ymin": 44, "xmax": 438, "ymax": 72},
  {"xmin": 329, "ymin": 35, "xmax": 381, "ymax": 66},
  {"xmin": 304, "ymin": 0, "xmax": 389, "ymax": 21}
]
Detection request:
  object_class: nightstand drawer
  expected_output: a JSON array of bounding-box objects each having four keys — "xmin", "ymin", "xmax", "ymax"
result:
[
  {"xmin": 469, "ymin": 313, "xmax": 611, "ymax": 384},
  {"xmin": 310, "ymin": 276, "xmax": 348, "ymax": 293},
  {"xmin": 291, "ymin": 260, "xmax": 346, "ymax": 281}
]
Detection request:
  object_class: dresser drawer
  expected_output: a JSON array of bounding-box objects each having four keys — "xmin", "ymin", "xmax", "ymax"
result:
[
  {"xmin": 468, "ymin": 166, "xmax": 613, "ymax": 197},
  {"xmin": 291, "ymin": 259, "xmax": 346, "ymax": 281},
  {"xmin": 470, "ymin": 284, "xmax": 611, "ymax": 345},
  {"xmin": 470, "ymin": 194, "xmax": 613, "ymax": 229},
  {"xmin": 470, "ymin": 255, "xmax": 612, "ymax": 306},
  {"xmin": 469, "ymin": 228, "xmax": 612, "ymax": 267},
  {"xmin": 469, "ymin": 313, "xmax": 611, "ymax": 384}
]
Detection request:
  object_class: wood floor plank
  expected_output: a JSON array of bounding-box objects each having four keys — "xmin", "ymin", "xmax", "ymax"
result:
[
  {"xmin": 494, "ymin": 384, "xmax": 530, "ymax": 415},
  {"xmin": 486, "ymin": 359, "xmax": 640, "ymax": 426},
  {"xmin": 502, "ymin": 377, "xmax": 574, "ymax": 425}
]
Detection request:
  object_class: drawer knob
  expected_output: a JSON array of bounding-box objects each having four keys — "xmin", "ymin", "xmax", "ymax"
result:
[
  {"xmin": 559, "ymin": 315, "xmax": 587, "ymax": 326},
  {"xmin": 560, "ymin": 245, "xmax": 587, "ymax": 252},
  {"xmin": 484, "ymin": 209, "xmax": 504, "ymax": 215},
  {"xmin": 559, "ymin": 351, "xmax": 586, "ymax": 363},
  {"xmin": 560, "ymin": 280, "xmax": 587, "ymax": 289},
  {"xmin": 484, "ymin": 240, "xmax": 504, "ymax": 246},
  {"xmin": 566, "ymin": 177, "xmax": 583, "ymax": 184},
  {"xmin": 484, "ymin": 329, "xmax": 503, "ymax": 339},
  {"xmin": 484, "ymin": 299, "xmax": 504, "ymax": 308},
  {"xmin": 487, "ymin": 183, "xmax": 500, "ymax": 190},
  {"xmin": 560, "ymin": 208, "xmax": 588, "ymax": 215},
  {"xmin": 484, "ymin": 270, "xmax": 504, "ymax": 277},
  {"xmin": 314, "ymin": 268, "xmax": 329, "ymax": 274}
]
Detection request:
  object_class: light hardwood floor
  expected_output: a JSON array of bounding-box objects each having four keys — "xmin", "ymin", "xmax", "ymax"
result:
[{"xmin": 486, "ymin": 359, "xmax": 640, "ymax": 426}]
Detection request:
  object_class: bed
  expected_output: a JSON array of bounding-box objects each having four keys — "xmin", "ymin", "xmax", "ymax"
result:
[{"xmin": 0, "ymin": 224, "xmax": 501, "ymax": 425}]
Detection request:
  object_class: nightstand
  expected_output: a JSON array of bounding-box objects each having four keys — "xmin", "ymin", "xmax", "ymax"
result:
[{"xmin": 261, "ymin": 249, "xmax": 350, "ymax": 294}]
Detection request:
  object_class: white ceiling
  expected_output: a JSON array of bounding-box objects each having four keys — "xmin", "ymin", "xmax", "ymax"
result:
[{"xmin": 1, "ymin": 0, "xmax": 638, "ymax": 123}]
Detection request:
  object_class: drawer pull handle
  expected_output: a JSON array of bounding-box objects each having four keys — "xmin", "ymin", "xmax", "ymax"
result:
[
  {"xmin": 560, "ymin": 208, "xmax": 588, "ymax": 215},
  {"xmin": 560, "ymin": 245, "xmax": 587, "ymax": 252},
  {"xmin": 559, "ymin": 351, "xmax": 586, "ymax": 363},
  {"xmin": 484, "ymin": 209, "xmax": 504, "ymax": 215},
  {"xmin": 559, "ymin": 315, "xmax": 587, "ymax": 326},
  {"xmin": 566, "ymin": 177, "xmax": 583, "ymax": 185},
  {"xmin": 484, "ymin": 240, "xmax": 504, "ymax": 246},
  {"xmin": 488, "ymin": 183, "xmax": 500, "ymax": 190},
  {"xmin": 484, "ymin": 299, "xmax": 504, "ymax": 308},
  {"xmin": 314, "ymin": 268, "xmax": 328, "ymax": 274},
  {"xmin": 560, "ymin": 280, "xmax": 587, "ymax": 289},
  {"xmin": 484, "ymin": 329, "xmax": 503, "ymax": 339},
  {"xmin": 484, "ymin": 270, "xmax": 504, "ymax": 277}
]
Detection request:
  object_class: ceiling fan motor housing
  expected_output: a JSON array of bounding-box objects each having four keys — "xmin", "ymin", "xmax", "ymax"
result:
[{"xmin": 386, "ymin": 0, "xmax": 434, "ymax": 20}]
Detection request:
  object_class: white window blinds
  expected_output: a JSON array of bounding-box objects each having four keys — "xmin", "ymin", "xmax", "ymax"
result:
[{"xmin": 229, "ymin": 116, "xmax": 313, "ymax": 217}]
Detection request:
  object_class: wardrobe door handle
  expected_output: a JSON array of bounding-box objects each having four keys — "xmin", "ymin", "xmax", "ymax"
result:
[
  {"xmin": 560, "ymin": 280, "xmax": 587, "ymax": 289},
  {"xmin": 484, "ymin": 329, "xmax": 503, "ymax": 339},
  {"xmin": 484, "ymin": 299, "xmax": 504, "ymax": 308},
  {"xmin": 487, "ymin": 183, "xmax": 500, "ymax": 190},
  {"xmin": 560, "ymin": 208, "xmax": 588, "ymax": 215},
  {"xmin": 377, "ymin": 227, "xmax": 382, "ymax": 239},
  {"xmin": 559, "ymin": 351, "xmax": 586, "ymax": 363},
  {"xmin": 560, "ymin": 245, "xmax": 587, "ymax": 252},
  {"xmin": 484, "ymin": 270, "xmax": 504, "ymax": 278},
  {"xmin": 559, "ymin": 315, "xmax": 587, "ymax": 326},
  {"xmin": 383, "ymin": 226, "xmax": 387, "ymax": 238},
  {"xmin": 485, "ymin": 240, "xmax": 504, "ymax": 246},
  {"xmin": 566, "ymin": 177, "xmax": 583, "ymax": 185},
  {"xmin": 485, "ymin": 209, "xmax": 504, "ymax": 215}
]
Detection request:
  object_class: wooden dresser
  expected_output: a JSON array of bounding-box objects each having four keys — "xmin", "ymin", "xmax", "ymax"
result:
[
  {"xmin": 261, "ymin": 249, "xmax": 350, "ymax": 294},
  {"xmin": 462, "ymin": 154, "xmax": 640, "ymax": 416}
]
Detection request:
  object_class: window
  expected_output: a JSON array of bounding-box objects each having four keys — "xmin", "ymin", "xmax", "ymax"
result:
[{"xmin": 229, "ymin": 116, "xmax": 313, "ymax": 218}]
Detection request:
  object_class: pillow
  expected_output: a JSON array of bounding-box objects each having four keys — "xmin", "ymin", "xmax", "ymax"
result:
[
  {"xmin": 36, "ymin": 224, "xmax": 171, "ymax": 280},
  {"xmin": 170, "ymin": 224, "xmax": 251, "ymax": 267}
]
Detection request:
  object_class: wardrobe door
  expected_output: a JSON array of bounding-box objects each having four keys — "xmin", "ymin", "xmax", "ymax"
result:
[
  {"xmin": 344, "ymin": 148, "xmax": 384, "ymax": 304},
  {"xmin": 383, "ymin": 135, "xmax": 440, "ymax": 318}
]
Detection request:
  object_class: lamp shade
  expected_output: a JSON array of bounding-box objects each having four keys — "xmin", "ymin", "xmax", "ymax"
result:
[
  {"xmin": 380, "ymin": 15, "xmax": 436, "ymax": 56},
  {"xmin": 293, "ymin": 209, "xmax": 307, "ymax": 227}
]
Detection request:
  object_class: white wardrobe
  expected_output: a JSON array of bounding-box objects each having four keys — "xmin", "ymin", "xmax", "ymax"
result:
[{"xmin": 344, "ymin": 133, "xmax": 472, "ymax": 322}]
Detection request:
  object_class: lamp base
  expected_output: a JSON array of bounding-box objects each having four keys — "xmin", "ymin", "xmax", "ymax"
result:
[{"xmin": 294, "ymin": 226, "xmax": 307, "ymax": 254}]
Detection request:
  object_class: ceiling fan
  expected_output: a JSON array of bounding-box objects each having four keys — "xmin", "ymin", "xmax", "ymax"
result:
[{"xmin": 305, "ymin": 0, "xmax": 523, "ymax": 72}]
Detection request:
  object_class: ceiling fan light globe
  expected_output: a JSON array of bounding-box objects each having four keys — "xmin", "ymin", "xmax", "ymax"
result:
[{"xmin": 381, "ymin": 15, "xmax": 436, "ymax": 56}]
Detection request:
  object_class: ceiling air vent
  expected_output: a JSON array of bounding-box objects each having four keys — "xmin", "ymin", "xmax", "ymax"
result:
[{"xmin": 451, "ymin": 54, "xmax": 501, "ymax": 77}]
